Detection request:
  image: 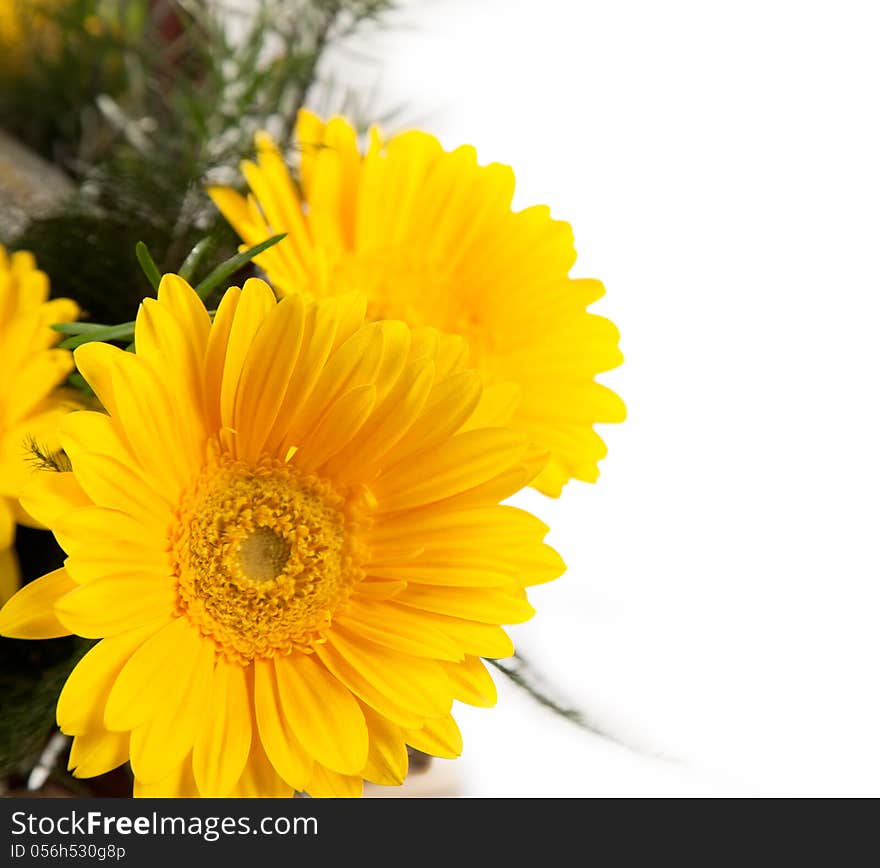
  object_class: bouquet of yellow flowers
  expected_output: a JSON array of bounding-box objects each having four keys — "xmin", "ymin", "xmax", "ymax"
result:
[{"xmin": 0, "ymin": 0, "xmax": 622, "ymax": 798}]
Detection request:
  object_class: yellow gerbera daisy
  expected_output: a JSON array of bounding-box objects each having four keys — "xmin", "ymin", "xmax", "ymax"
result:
[
  {"xmin": 0, "ymin": 274, "xmax": 564, "ymax": 797},
  {"xmin": 209, "ymin": 110, "xmax": 626, "ymax": 496},
  {"xmin": 0, "ymin": 246, "xmax": 79, "ymax": 603}
]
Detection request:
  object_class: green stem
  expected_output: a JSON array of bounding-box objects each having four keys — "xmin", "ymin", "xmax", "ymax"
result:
[{"xmin": 486, "ymin": 653, "xmax": 621, "ymax": 744}]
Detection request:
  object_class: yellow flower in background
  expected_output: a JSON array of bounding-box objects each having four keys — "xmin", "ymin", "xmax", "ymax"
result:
[
  {"xmin": 0, "ymin": 0, "xmax": 64, "ymax": 71},
  {"xmin": 0, "ymin": 247, "xmax": 79, "ymax": 604},
  {"xmin": 209, "ymin": 110, "xmax": 625, "ymax": 496},
  {"xmin": 0, "ymin": 275, "xmax": 564, "ymax": 797}
]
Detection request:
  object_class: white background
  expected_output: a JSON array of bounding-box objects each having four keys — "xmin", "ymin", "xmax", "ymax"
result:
[{"xmin": 314, "ymin": 0, "xmax": 880, "ymax": 796}]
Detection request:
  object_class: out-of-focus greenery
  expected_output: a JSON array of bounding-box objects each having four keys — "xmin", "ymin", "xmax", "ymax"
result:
[{"xmin": 2, "ymin": 0, "xmax": 392, "ymax": 322}]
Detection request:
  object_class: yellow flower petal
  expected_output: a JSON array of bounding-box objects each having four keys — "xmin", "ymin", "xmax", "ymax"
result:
[
  {"xmin": 58, "ymin": 451, "xmax": 168, "ymax": 529},
  {"xmin": 0, "ymin": 499, "xmax": 14, "ymax": 549},
  {"xmin": 105, "ymin": 617, "xmax": 200, "ymax": 731},
  {"xmin": 395, "ymin": 584, "xmax": 535, "ymax": 624},
  {"xmin": 325, "ymin": 626, "xmax": 453, "ymax": 719},
  {"xmin": 293, "ymin": 320, "xmax": 386, "ymax": 438},
  {"xmin": 19, "ymin": 471, "xmax": 89, "ymax": 529},
  {"xmin": 384, "ymin": 607, "xmax": 515, "ymax": 659},
  {"xmin": 203, "ymin": 285, "xmax": 241, "ymax": 433},
  {"xmin": 336, "ymin": 599, "xmax": 464, "ymax": 661},
  {"xmin": 129, "ymin": 632, "xmax": 214, "ymax": 783},
  {"xmin": 0, "ymin": 568, "xmax": 75, "ymax": 638},
  {"xmin": 4, "ymin": 350, "xmax": 73, "ymax": 425},
  {"xmin": 52, "ymin": 506, "xmax": 162, "ymax": 558},
  {"xmin": 0, "ymin": 247, "xmax": 81, "ymax": 528},
  {"xmin": 217, "ymin": 278, "xmax": 276, "ymax": 438},
  {"xmin": 68, "ymin": 730, "xmax": 130, "ymax": 779},
  {"xmin": 193, "ymin": 660, "xmax": 252, "ymax": 797},
  {"xmin": 253, "ymin": 660, "xmax": 313, "ymax": 790},
  {"xmin": 133, "ymin": 754, "xmax": 200, "ymax": 798},
  {"xmin": 359, "ymin": 703, "xmax": 408, "ymax": 787},
  {"xmin": 429, "ymin": 444, "xmax": 548, "ymax": 509},
  {"xmin": 58, "ymin": 621, "xmax": 167, "ymax": 735},
  {"xmin": 64, "ymin": 549, "xmax": 171, "ymax": 585},
  {"xmin": 72, "ymin": 342, "xmax": 127, "ymax": 417},
  {"xmin": 374, "ymin": 428, "xmax": 529, "ymax": 513},
  {"xmin": 369, "ymin": 503, "xmax": 547, "ymax": 547},
  {"xmin": 253, "ymin": 131, "xmax": 314, "ymax": 266},
  {"xmin": 274, "ymin": 652, "xmax": 368, "ymax": 775},
  {"xmin": 378, "ymin": 370, "xmax": 482, "ymax": 470},
  {"xmin": 228, "ymin": 727, "xmax": 294, "ymax": 798},
  {"xmin": 55, "ymin": 572, "xmax": 177, "ymax": 639},
  {"xmin": 405, "ymin": 715, "xmax": 463, "ymax": 760},
  {"xmin": 314, "ymin": 640, "xmax": 424, "ymax": 730},
  {"xmin": 350, "ymin": 579, "xmax": 407, "ymax": 602},
  {"xmin": 463, "ymin": 380, "xmax": 521, "ymax": 431},
  {"xmin": 132, "ymin": 299, "xmax": 207, "ymax": 472},
  {"xmin": 441, "ymin": 656, "xmax": 497, "ymax": 707},
  {"xmin": 232, "ymin": 294, "xmax": 306, "ymax": 463},
  {"xmin": 156, "ymin": 273, "xmax": 211, "ymax": 358},
  {"xmin": 0, "ymin": 545, "xmax": 20, "ymax": 606},
  {"xmin": 365, "ymin": 557, "xmax": 515, "ymax": 589},
  {"xmin": 321, "ymin": 360, "xmax": 434, "ymax": 481},
  {"xmin": 305, "ymin": 763, "xmax": 363, "ymax": 798},
  {"xmin": 260, "ymin": 296, "xmax": 344, "ymax": 454},
  {"xmin": 293, "ymin": 384, "xmax": 376, "ymax": 473}
]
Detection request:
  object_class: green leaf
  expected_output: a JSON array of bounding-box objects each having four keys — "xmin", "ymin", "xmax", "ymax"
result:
[
  {"xmin": 58, "ymin": 321, "xmax": 135, "ymax": 350},
  {"xmin": 135, "ymin": 241, "xmax": 161, "ymax": 292},
  {"xmin": 51, "ymin": 322, "xmax": 116, "ymax": 336},
  {"xmin": 193, "ymin": 233, "xmax": 286, "ymax": 300},
  {"xmin": 66, "ymin": 372, "xmax": 93, "ymax": 396},
  {"xmin": 179, "ymin": 237, "xmax": 214, "ymax": 282}
]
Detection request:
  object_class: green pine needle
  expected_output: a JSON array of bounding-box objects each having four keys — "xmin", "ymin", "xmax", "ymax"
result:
[
  {"xmin": 193, "ymin": 233, "xmax": 286, "ymax": 299},
  {"xmin": 52, "ymin": 233, "xmax": 283, "ymax": 350},
  {"xmin": 179, "ymin": 237, "xmax": 214, "ymax": 282},
  {"xmin": 487, "ymin": 653, "xmax": 624, "ymax": 744},
  {"xmin": 24, "ymin": 436, "xmax": 73, "ymax": 473},
  {"xmin": 135, "ymin": 241, "xmax": 162, "ymax": 292},
  {"xmin": 51, "ymin": 321, "xmax": 117, "ymax": 336},
  {"xmin": 58, "ymin": 321, "xmax": 135, "ymax": 350}
]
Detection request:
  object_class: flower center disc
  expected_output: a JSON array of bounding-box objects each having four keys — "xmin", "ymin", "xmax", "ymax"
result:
[
  {"xmin": 335, "ymin": 249, "xmax": 498, "ymax": 373},
  {"xmin": 238, "ymin": 526, "xmax": 290, "ymax": 582},
  {"xmin": 171, "ymin": 450, "xmax": 364, "ymax": 663}
]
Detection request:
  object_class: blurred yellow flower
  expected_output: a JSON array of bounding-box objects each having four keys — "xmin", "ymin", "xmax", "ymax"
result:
[
  {"xmin": 0, "ymin": 0, "xmax": 63, "ymax": 71},
  {"xmin": 210, "ymin": 111, "xmax": 625, "ymax": 496},
  {"xmin": 0, "ymin": 247, "xmax": 79, "ymax": 603},
  {"xmin": 0, "ymin": 275, "xmax": 563, "ymax": 797}
]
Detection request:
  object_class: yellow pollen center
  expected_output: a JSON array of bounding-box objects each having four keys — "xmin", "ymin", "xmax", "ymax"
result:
[
  {"xmin": 171, "ymin": 448, "xmax": 366, "ymax": 664},
  {"xmin": 334, "ymin": 248, "xmax": 498, "ymax": 374},
  {"xmin": 238, "ymin": 527, "xmax": 290, "ymax": 582}
]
